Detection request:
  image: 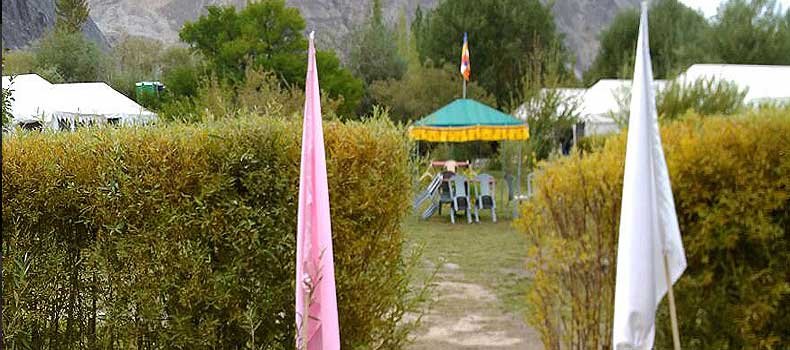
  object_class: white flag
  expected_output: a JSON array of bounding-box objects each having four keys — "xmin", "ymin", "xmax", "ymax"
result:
[{"xmin": 612, "ymin": 2, "xmax": 687, "ymax": 349}]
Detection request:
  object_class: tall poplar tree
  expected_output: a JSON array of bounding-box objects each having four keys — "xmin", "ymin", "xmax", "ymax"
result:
[{"xmin": 56, "ymin": 0, "xmax": 90, "ymax": 33}]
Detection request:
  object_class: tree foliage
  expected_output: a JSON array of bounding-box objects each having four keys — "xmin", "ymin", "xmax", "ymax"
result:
[
  {"xmin": 585, "ymin": 0, "xmax": 790, "ymax": 82},
  {"xmin": 369, "ymin": 64, "xmax": 495, "ymax": 124},
  {"xmin": 584, "ymin": 0, "xmax": 713, "ymax": 83},
  {"xmin": 179, "ymin": 0, "xmax": 363, "ymax": 116},
  {"xmin": 349, "ymin": 0, "xmax": 407, "ymax": 85},
  {"xmin": 414, "ymin": 0, "xmax": 569, "ymax": 108},
  {"xmin": 55, "ymin": 0, "xmax": 90, "ymax": 33},
  {"xmin": 712, "ymin": 0, "xmax": 790, "ymax": 65},
  {"xmin": 1, "ymin": 61, "xmax": 13, "ymax": 126},
  {"xmin": 518, "ymin": 42, "xmax": 581, "ymax": 166},
  {"xmin": 34, "ymin": 30, "xmax": 109, "ymax": 83}
]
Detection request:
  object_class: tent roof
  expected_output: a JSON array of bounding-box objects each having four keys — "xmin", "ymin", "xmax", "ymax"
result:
[
  {"xmin": 2, "ymin": 74, "xmax": 55, "ymax": 123},
  {"xmin": 677, "ymin": 64, "xmax": 790, "ymax": 104},
  {"xmin": 48, "ymin": 82, "xmax": 155, "ymax": 117},
  {"xmin": 2, "ymin": 75, "xmax": 156, "ymax": 125},
  {"xmin": 414, "ymin": 99, "xmax": 524, "ymax": 127}
]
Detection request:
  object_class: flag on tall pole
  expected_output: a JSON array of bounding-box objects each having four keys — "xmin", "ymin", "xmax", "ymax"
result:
[
  {"xmin": 612, "ymin": 2, "xmax": 687, "ymax": 350},
  {"xmin": 460, "ymin": 32, "xmax": 470, "ymax": 98},
  {"xmin": 295, "ymin": 31, "xmax": 341, "ymax": 350},
  {"xmin": 460, "ymin": 32, "xmax": 471, "ymax": 81}
]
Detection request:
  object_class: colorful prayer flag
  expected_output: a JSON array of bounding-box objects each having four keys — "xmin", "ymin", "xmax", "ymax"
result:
[{"xmin": 460, "ymin": 32, "xmax": 471, "ymax": 81}]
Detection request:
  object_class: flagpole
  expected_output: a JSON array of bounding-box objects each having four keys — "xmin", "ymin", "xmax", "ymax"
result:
[
  {"xmin": 463, "ymin": 79, "xmax": 467, "ymax": 99},
  {"xmin": 663, "ymin": 253, "xmax": 682, "ymax": 350}
]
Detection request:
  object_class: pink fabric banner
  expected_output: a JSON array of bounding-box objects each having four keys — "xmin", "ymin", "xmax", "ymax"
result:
[{"xmin": 295, "ymin": 32, "xmax": 340, "ymax": 350}]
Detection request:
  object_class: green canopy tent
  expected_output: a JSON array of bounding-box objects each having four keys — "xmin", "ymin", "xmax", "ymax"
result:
[
  {"xmin": 409, "ymin": 99, "xmax": 530, "ymax": 216},
  {"xmin": 409, "ymin": 99, "xmax": 528, "ymax": 142}
]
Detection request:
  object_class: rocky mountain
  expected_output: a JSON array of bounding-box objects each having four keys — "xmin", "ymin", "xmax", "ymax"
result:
[
  {"xmin": 1, "ymin": 0, "xmax": 110, "ymax": 50},
  {"xmin": 552, "ymin": 0, "xmax": 641, "ymax": 75},
  {"xmin": 85, "ymin": 0, "xmax": 436, "ymax": 58},
  {"xmin": 3, "ymin": 0, "xmax": 640, "ymax": 75},
  {"xmin": 86, "ymin": 0, "xmax": 639, "ymax": 74}
]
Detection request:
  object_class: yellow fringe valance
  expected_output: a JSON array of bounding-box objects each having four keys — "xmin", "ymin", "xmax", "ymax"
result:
[{"xmin": 409, "ymin": 125, "xmax": 529, "ymax": 142}]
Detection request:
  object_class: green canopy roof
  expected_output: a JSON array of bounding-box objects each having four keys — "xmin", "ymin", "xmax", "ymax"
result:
[{"xmin": 413, "ymin": 99, "xmax": 524, "ymax": 127}]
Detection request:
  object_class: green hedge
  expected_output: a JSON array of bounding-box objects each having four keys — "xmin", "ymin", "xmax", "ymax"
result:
[
  {"xmin": 517, "ymin": 109, "xmax": 790, "ymax": 349},
  {"xmin": 2, "ymin": 115, "xmax": 418, "ymax": 349}
]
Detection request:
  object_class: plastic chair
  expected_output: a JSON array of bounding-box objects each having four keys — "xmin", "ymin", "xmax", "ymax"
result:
[
  {"xmin": 473, "ymin": 173, "xmax": 496, "ymax": 222},
  {"xmin": 450, "ymin": 174, "xmax": 472, "ymax": 224},
  {"xmin": 437, "ymin": 171, "xmax": 455, "ymax": 216}
]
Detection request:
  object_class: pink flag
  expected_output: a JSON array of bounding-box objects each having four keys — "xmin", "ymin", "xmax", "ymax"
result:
[{"xmin": 295, "ymin": 31, "xmax": 341, "ymax": 350}]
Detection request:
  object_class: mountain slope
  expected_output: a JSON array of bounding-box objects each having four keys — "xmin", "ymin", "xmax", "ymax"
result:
[
  {"xmin": 0, "ymin": 0, "xmax": 640, "ymax": 75},
  {"xmin": 82, "ymin": 0, "xmax": 640, "ymax": 74},
  {"xmin": 552, "ymin": 0, "xmax": 640, "ymax": 75},
  {"xmin": 1, "ymin": 0, "xmax": 110, "ymax": 50}
]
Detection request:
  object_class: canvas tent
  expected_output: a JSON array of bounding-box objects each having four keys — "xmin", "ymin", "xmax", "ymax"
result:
[
  {"xmin": 2, "ymin": 74, "xmax": 156, "ymax": 130},
  {"xmin": 1, "ymin": 74, "xmax": 54, "ymax": 125},
  {"xmin": 676, "ymin": 64, "xmax": 790, "ymax": 105},
  {"xmin": 513, "ymin": 64, "xmax": 790, "ymax": 138},
  {"xmin": 514, "ymin": 80, "xmax": 666, "ymax": 136}
]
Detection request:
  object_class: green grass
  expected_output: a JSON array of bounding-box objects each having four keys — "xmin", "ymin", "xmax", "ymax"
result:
[{"xmin": 402, "ymin": 205, "xmax": 532, "ymax": 318}]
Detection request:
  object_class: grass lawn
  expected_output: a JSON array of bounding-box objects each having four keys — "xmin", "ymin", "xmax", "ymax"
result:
[{"xmin": 402, "ymin": 198, "xmax": 542, "ymax": 349}]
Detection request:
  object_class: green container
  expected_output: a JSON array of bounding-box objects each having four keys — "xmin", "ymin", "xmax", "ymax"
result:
[{"xmin": 135, "ymin": 81, "xmax": 164, "ymax": 100}]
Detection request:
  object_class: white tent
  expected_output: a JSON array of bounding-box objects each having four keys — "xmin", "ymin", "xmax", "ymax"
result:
[
  {"xmin": 580, "ymin": 79, "xmax": 631, "ymax": 135},
  {"xmin": 515, "ymin": 80, "xmax": 667, "ymax": 137},
  {"xmin": 676, "ymin": 64, "xmax": 790, "ymax": 105},
  {"xmin": 513, "ymin": 64, "xmax": 790, "ymax": 139},
  {"xmin": 581, "ymin": 79, "xmax": 668, "ymax": 135},
  {"xmin": 48, "ymin": 82, "xmax": 157, "ymax": 129},
  {"xmin": 1, "ymin": 74, "xmax": 55, "ymax": 125},
  {"xmin": 2, "ymin": 74, "xmax": 156, "ymax": 130}
]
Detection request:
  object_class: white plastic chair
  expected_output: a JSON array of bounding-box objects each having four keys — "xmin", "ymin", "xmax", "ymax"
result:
[
  {"xmin": 473, "ymin": 173, "xmax": 496, "ymax": 222},
  {"xmin": 450, "ymin": 174, "xmax": 472, "ymax": 224}
]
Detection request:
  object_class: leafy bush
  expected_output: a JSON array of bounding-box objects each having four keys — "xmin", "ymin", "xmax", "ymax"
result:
[
  {"xmin": 157, "ymin": 67, "xmax": 342, "ymax": 124},
  {"xmin": 657, "ymin": 77, "xmax": 747, "ymax": 120},
  {"xmin": 516, "ymin": 110, "xmax": 790, "ymax": 349},
  {"xmin": 2, "ymin": 114, "xmax": 423, "ymax": 349},
  {"xmin": 609, "ymin": 77, "xmax": 748, "ymax": 127}
]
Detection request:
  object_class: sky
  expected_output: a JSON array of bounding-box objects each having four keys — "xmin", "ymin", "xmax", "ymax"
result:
[{"xmin": 679, "ymin": 0, "xmax": 790, "ymax": 18}]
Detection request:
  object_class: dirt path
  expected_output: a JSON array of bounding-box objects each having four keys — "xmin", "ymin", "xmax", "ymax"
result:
[
  {"xmin": 408, "ymin": 262, "xmax": 543, "ymax": 350},
  {"xmin": 403, "ymin": 215, "xmax": 544, "ymax": 350}
]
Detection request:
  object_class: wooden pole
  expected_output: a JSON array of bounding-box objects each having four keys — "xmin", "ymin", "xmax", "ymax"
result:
[
  {"xmin": 663, "ymin": 253, "xmax": 681, "ymax": 350},
  {"xmin": 301, "ymin": 287, "xmax": 308, "ymax": 350}
]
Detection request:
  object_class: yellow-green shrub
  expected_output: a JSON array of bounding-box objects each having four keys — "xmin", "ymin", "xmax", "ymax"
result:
[
  {"xmin": 2, "ymin": 115, "xmax": 419, "ymax": 349},
  {"xmin": 517, "ymin": 109, "xmax": 790, "ymax": 349}
]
